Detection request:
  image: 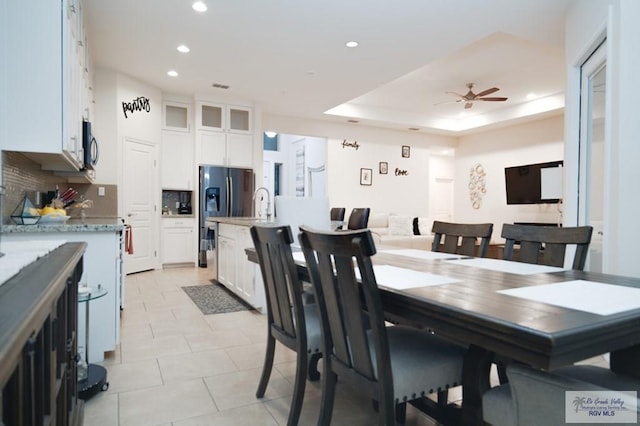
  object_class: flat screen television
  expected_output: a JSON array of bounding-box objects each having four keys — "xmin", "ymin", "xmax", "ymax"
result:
[{"xmin": 504, "ymin": 160, "xmax": 563, "ymax": 205}]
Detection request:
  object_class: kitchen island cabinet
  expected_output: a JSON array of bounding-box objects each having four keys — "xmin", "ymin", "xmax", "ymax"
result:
[
  {"xmin": 213, "ymin": 220, "xmax": 266, "ymax": 313},
  {"xmin": 2, "ymin": 220, "xmax": 124, "ymax": 362},
  {"xmin": 0, "ymin": 242, "xmax": 86, "ymax": 426}
]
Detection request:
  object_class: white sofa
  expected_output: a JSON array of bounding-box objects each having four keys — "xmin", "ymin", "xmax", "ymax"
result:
[{"xmin": 367, "ymin": 212, "xmax": 434, "ymax": 250}]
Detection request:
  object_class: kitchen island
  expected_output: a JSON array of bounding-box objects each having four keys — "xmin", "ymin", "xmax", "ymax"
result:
[
  {"xmin": 0, "ymin": 242, "xmax": 86, "ymax": 425},
  {"xmin": 206, "ymin": 217, "xmax": 271, "ymax": 313},
  {"xmin": 2, "ymin": 218, "xmax": 125, "ymax": 362}
]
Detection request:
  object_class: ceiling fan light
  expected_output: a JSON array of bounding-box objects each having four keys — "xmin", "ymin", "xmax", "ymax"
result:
[{"xmin": 192, "ymin": 1, "xmax": 207, "ymax": 12}]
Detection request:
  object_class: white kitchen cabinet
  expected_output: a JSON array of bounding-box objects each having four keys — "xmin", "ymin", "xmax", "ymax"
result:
[
  {"xmin": 163, "ymin": 101, "xmax": 191, "ymax": 132},
  {"xmin": 216, "ymin": 223, "xmax": 265, "ymax": 311},
  {"xmin": 161, "ymin": 130, "xmax": 194, "ymax": 190},
  {"xmin": 1, "ymin": 0, "xmax": 90, "ymax": 171},
  {"xmin": 217, "ymin": 224, "xmax": 236, "ymax": 290},
  {"xmin": 196, "ymin": 102, "xmax": 252, "ymax": 134},
  {"xmin": 161, "ymin": 218, "xmax": 195, "ymax": 265},
  {"xmin": 195, "ymin": 101, "xmax": 253, "ymax": 168},
  {"xmin": 3, "ymin": 230, "xmax": 123, "ymax": 363},
  {"xmin": 197, "ymin": 131, "xmax": 253, "ymax": 168}
]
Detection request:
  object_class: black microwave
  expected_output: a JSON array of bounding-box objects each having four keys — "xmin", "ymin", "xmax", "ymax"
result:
[{"xmin": 82, "ymin": 120, "xmax": 99, "ymax": 170}]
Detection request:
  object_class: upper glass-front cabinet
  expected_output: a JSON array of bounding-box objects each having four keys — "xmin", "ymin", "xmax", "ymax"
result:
[
  {"xmin": 197, "ymin": 102, "xmax": 252, "ymax": 134},
  {"xmin": 163, "ymin": 101, "xmax": 191, "ymax": 132}
]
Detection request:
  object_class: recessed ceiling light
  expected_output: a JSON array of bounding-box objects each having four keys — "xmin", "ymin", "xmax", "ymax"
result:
[
  {"xmin": 408, "ymin": 127, "xmax": 420, "ymax": 131},
  {"xmin": 345, "ymin": 41, "xmax": 359, "ymax": 48},
  {"xmin": 167, "ymin": 70, "xmax": 179, "ymax": 77},
  {"xmin": 177, "ymin": 45, "xmax": 190, "ymax": 53},
  {"xmin": 526, "ymin": 92, "xmax": 537, "ymax": 100},
  {"xmin": 347, "ymin": 119, "xmax": 359, "ymax": 123},
  {"xmin": 192, "ymin": 1, "xmax": 207, "ymax": 12}
]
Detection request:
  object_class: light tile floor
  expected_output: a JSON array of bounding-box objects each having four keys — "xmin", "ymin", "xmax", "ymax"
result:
[{"xmin": 84, "ymin": 266, "xmax": 608, "ymax": 425}]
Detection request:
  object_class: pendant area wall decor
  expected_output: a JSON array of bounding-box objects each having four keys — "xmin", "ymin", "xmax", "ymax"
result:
[{"xmin": 469, "ymin": 163, "xmax": 486, "ymax": 209}]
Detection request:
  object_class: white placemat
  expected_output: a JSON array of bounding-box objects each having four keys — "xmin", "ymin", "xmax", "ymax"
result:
[
  {"xmin": 498, "ymin": 280, "xmax": 640, "ymax": 315},
  {"xmin": 380, "ymin": 249, "xmax": 464, "ymax": 260},
  {"xmin": 361, "ymin": 265, "xmax": 459, "ymax": 290},
  {"xmin": 0, "ymin": 240, "xmax": 67, "ymax": 287},
  {"xmin": 292, "ymin": 251, "xmax": 306, "ymax": 265},
  {"xmin": 446, "ymin": 257, "xmax": 565, "ymax": 275},
  {"xmin": 291, "ymin": 252, "xmax": 458, "ymax": 290}
]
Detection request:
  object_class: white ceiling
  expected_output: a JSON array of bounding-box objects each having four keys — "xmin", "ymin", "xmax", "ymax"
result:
[{"xmin": 84, "ymin": 0, "xmax": 573, "ymax": 135}]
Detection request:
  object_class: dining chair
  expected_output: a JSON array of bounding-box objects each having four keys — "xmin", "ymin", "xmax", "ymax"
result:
[
  {"xmin": 483, "ymin": 363, "xmax": 640, "ymax": 426},
  {"xmin": 330, "ymin": 207, "xmax": 346, "ymax": 222},
  {"xmin": 298, "ymin": 226, "xmax": 465, "ymax": 425},
  {"xmin": 501, "ymin": 224, "xmax": 593, "ymax": 269},
  {"xmin": 431, "ymin": 221, "xmax": 494, "ymax": 257},
  {"xmin": 250, "ymin": 225, "xmax": 323, "ymax": 426},
  {"xmin": 346, "ymin": 207, "xmax": 370, "ymax": 230}
]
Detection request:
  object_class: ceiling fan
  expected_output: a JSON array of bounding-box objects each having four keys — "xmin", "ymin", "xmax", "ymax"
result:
[{"xmin": 444, "ymin": 83, "xmax": 508, "ymax": 109}]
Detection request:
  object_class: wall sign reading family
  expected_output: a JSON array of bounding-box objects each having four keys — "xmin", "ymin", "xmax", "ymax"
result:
[
  {"xmin": 342, "ymin": 139, "xmax": 360, "ymax": 150},
  {"xmin": 122, "ymin": 96, "xmax": 151, "ymax": 118}
]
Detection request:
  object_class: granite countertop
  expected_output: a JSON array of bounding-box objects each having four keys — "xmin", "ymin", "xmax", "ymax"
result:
[
  {"xmin": 206, "ymin": 217, "xmax": 274, "ymax": 227},
  {"xmin": 1, "ymin": 217, "xmax": 125, "ymax": 233}
]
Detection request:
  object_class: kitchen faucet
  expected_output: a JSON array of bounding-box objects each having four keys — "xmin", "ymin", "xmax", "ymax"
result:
[{"xmin": 252, "ymin": 187, "xmax": 272, "ymax": 220}]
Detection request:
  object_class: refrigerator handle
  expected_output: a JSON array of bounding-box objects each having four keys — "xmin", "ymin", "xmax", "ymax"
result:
[{"xmin": 227, "ymin": 176, "xmax": 233, "ymax": 216}]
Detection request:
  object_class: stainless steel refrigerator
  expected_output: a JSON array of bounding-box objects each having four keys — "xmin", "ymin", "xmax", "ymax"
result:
[{"xmin": 198, "ymin": 165, "xmax": 254, "ymax": 267}]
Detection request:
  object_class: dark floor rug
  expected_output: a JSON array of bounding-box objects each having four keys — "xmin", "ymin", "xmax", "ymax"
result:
[{"xmin": 182, "ymin": 283, "xmax": 252, "ymax": 315}]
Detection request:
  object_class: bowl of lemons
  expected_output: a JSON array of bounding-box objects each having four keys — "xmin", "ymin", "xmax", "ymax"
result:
[{"xmin": 38, "ymin": 206, "xmax": 70, "ymax": 223}]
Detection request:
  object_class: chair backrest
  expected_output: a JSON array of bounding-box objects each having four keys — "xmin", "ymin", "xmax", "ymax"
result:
[
  {"xmin": 501, "ymin": 224, "xmax": 593, "ymax": 270},
  {"xmin": 330, "ymin": 207, "xmax": 346, "ymax": 222},
  {"xmin": 299, "ymin": 226, "xmax": 392, "ymax": 401},
  {"xmin": 250, "ymin": 225, "xmax": 306, "ymax": 351},
  {"xmin": 431, "ymin": 221, "xmax": 494, "ymax": 257},
  {"xmin": 346, "ymin": 207, "xmax": 370, "ymax": 230}
]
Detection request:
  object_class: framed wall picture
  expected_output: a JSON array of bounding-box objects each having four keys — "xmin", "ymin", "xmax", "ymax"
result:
[
  {"xmin": 402, "ymin": 145, "xmax": 411, "ymax": 158},
  {"xmin": 360, "ymin": 168, "xmax": 372, "ymax": 186},
  {"xmin": 379, "ymin": 162, "xmax": 388, "ymax": 174}
]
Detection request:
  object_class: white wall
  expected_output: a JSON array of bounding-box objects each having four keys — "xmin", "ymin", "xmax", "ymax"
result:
[
  {"xmin": 327, "ymin": 137, "xmax": 432, "ymax": 217},
  {"xmin": 565, "ymin": 0, "xmax": 640, "ymax": 277},
  {"xmin": 93, "ymin": 69, "xmax": 162, "ymax": 184},
  {"xmin": 263, "ymin": 113, "xmax": 457, "ymax": 217},
  {"xmin": 454, "ymin": 115, "xmax": 564, "ymax": 242}
]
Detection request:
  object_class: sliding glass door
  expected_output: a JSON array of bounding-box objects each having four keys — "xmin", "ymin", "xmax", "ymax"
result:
[{"xmin": 578, "ymin": 40, "xmax": 607, "ymax": 273}]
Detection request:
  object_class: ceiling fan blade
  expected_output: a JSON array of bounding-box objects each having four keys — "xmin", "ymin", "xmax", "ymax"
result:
[
  {"xmin": 476, "ymin": 87, "xmax": 499, "ymax": 97},
  {"xmin": 477, "ymin": 97, "xmax": 508, "ymax": 101},
  {"xmin": 464, "ymin": 102, "xmax": 473, "ymax": 109},
  {"xmin": 445, "ymin": 91, "xmax": 466, "ymax": 99},
  {"xmin": 433, "ymin": 99, "xmax": 460, "ymax": 106}
]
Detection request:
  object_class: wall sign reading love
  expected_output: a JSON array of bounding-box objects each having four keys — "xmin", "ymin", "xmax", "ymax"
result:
[{"xmin": 122, "ymin": 96, "xmax": 151, "ymax": 118}]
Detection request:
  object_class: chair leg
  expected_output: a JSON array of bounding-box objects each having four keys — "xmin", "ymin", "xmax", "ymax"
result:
[
  {"xmin": 307, "ymin": 352, "xmax": 322, "ymax": 381},
  {"xmin": 394, "ymin": 401, "xmax": 407, "ymax": 425},
  {"xmin": 256, "ymin": 334, "xmax": 276, "ymax": 398},
  {"xmin": 317, "ymin": 360, "xmax": 337, "ymax": 426},
  {"xmin": 437, "ymin": 389, "xmax": 449, "ymax": 407},
  {"xmin": 287, "ymin": 350, "xmax": 307, "ymax": 426}
]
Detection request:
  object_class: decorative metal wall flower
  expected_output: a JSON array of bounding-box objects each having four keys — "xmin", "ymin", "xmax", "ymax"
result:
[{"xmin": 469, "ymin": 164, "xmax": 487, "ymax": 209}]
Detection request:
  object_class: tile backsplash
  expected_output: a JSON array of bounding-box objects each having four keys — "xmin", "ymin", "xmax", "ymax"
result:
[{"xmin": 2, "ymin": 151, "xmax": 118, "ymax": 224}]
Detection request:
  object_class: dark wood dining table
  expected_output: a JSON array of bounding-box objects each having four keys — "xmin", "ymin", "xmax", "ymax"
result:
[{"xmin": 245, "ymin": 246, "xmax": 640, "ymax": 425}]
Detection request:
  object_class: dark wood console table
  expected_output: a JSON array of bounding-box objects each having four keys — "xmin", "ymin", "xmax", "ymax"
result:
[{"xmin": 0, "ymin": 242, "xmax": 87, "ymax": 426}]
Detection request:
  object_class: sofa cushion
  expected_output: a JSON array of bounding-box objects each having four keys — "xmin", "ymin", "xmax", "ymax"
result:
[
  {"xmin": 368, "ymin": 212, "xmax": 389, "ymax": 229},
  {"xmin": 388, "ymin": 215, "xmax": 413, "ymax": 236},
  {"xmin": 418, "ymin": 217, "xmax": 433, "ymax": 235}
]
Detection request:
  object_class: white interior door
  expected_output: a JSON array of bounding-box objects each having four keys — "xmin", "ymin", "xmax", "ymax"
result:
[
  {"xmin": 123, "ymin": 137, "xmax": 158, "ymax": 274},
  {"xmin": 431, "ymin": 178, "xmax": 454, "ymax": 221}
]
